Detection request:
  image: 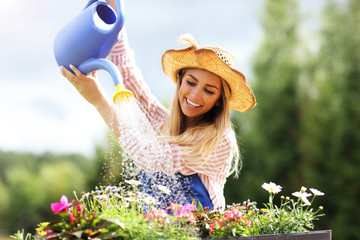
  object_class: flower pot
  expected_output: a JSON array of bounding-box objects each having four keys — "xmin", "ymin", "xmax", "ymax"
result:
[{"xmin": 203, "ymin": 230, "xmax": 332, "ymax": 240}]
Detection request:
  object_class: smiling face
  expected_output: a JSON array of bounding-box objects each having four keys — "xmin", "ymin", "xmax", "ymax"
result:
[{"xmin": 178, "ymin": 68, "xmax": 222, "ymax": 126}]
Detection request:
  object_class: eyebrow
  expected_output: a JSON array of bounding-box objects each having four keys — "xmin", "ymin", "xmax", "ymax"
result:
[{"xmin": 187, "ymin": 74, "xmax": 220, "ymax": 90}]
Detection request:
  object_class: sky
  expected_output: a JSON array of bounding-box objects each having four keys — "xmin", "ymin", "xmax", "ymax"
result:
[{"xmin": 0, "ymin": 0, "xmax": 325, "ymax": 157}]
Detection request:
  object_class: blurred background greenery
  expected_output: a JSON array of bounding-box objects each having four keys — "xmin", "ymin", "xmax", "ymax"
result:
[{"xmin": 0, "ymin": 0, "xmax": 359, "ymax": 239}]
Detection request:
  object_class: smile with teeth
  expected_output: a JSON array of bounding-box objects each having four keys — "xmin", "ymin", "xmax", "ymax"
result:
[{"xmin": 186, "ymin": 98, "xmax": 201, "ymax": 108}]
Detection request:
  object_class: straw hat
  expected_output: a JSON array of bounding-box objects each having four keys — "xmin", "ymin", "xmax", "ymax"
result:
[{"xmin": 161, "ymin": 33, "xmax": 256, "ymax": 113}]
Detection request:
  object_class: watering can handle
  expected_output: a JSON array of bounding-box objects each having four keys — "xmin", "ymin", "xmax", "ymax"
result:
[{"xmin": 78, "ymin": 58, "xmax": 121, "ymax": 86}]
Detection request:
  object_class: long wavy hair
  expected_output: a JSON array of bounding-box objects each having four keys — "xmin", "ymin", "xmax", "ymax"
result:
[{"xmin": 159, "ymin": 68, "xmax": 241, "ymax": 177}]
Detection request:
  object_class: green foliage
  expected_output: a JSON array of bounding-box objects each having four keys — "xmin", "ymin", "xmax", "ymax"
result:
[
  {"xmin": 299, "ymin": 1, "xmax": 360, "ymax": 239},
  {"xmin": 227, "ymin": 0, "xmax": 303, "ymax": 208},
  {"xmin": 0, "ymin": 151, "xmax": 94, "ymax": 234},
  {"xmin": 12, "ymin": 182, "xmax": 324, "ymax": 239},
  {"xmin": 10, "ymin": 229, "xmax": 36, "ymax": 240},
  {"xmin": 251, "ymin": 184, "xmax": 324, "ymax": 235},
  {"xmin": 97, "ymin": 132, "xmax": 127, "ymax": 185},
  {"xmin": 36, "ymin": 184, "xmax": 199, "ymax": 240},
  {"xmin": 0, "ymin": 180, "xmax": 9, "ymax": 220},
  {"xmin": 0, "ymin": 132, "xmax": 130, "ymax": 237},
  {"xmin": 91, "ymin": 132, "xmax": 137, "ymax": 188},
  {"xmin": 39, "ymin": 202, "xmax": 127, "ymax": 239},
  {"xmin": 1, "ymin": 1, "xmax": 359, "ymax": 239},
  {"xmin": 226, "ymin": 0, "xmax": 360, "ymax": 240}
]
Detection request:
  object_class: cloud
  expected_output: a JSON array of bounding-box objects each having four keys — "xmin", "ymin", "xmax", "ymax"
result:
[{"xmin": 0, "ymin": 0, "xmax": 262, "ymax": 156}]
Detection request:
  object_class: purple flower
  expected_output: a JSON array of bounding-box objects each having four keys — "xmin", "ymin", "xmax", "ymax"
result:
[{"xmin": 51, "ymin": 195, "xmax": 75, "ymax": 214}]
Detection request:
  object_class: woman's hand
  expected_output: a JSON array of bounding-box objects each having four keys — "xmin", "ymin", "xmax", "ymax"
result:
[
  {"xmin": 60, "ymin": 65, "xmax": 108, "ymax": 109},
  {"xmin": 61, "ymin": 65, "xmax": 122, "ymax": 139}
]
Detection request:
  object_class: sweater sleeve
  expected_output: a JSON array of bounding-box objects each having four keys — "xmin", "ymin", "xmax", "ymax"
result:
[{"xmin": 107, "ymin": 29, "xmax": 169, "ymax": 131}]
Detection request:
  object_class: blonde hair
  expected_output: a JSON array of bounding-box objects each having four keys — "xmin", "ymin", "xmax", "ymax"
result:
[{"xmin": 159, "ymin": 69, "xmax": 241, "ymax": 177}]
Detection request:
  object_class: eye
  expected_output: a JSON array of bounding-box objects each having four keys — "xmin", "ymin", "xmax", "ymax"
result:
[
  {"xmin": 205, "ymin": 88, "xmax": 215, "ymax": 95},
  {"xmin": 186, "ymin": 80, "xmax": 196, "ymax": 86}
]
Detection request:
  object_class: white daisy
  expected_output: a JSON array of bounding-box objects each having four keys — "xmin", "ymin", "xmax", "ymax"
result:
[
  {"xmin": 292, "ymin": 191, "xmax": 312, "ymax": 205},
  {"xmin": 310, "ymin": 188, "xmax": 324, "ymax": 196},
  {"xmin": 125, "ymin": 179, "xmax": 142, "ymax": 186},
  {"xmin": 262, "ymin": 182, "xmax": 282, "ymax": 194},
  {"xmin": 158, "ymin": 184, "xmax": 171, "ymax": 195}
]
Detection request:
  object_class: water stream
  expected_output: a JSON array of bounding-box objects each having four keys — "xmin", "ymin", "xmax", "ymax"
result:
[{"xmin": 100, "ymin": 97, "xmax": 191, "ymax": 208}]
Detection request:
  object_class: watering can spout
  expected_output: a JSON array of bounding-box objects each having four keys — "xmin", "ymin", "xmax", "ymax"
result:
[{"xmin": 113, "ymin": 84, "xmax": 134, "ymax": 103}]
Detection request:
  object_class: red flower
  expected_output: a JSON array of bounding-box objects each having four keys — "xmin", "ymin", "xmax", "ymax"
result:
[
  {"xmin": 176, "ymin": 212, "xmax": 196, "ymax": 222},
  {"xmin": 144, "ymin": 209, "xmax": 167, "ymax": 220},
  {"xmin": 168, "ymin": 203, "xmax": 182, "ymax": 210},
  {"xmin": 243, "ymin": 218, "xmax": 252, "ymax": 229},
  {"xmin": 69, "ymin": 214, "xmax": 76, "ymax": 224}
]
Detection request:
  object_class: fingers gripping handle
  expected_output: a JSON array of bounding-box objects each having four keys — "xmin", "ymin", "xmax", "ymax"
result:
[
  {"xmin": 78, "ymin": 58, "xmax": 121, "ymax": 86},
  {"xmin": 78, "ymin": 58, "xmax": 133, "ymax": 102}
]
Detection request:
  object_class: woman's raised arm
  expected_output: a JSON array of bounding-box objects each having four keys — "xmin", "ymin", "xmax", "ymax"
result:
[{"xmin": 60, "ymin": 65, "xmax": 121, "ymax": 139}]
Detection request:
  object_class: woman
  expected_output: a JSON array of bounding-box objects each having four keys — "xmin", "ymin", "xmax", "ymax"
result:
[{"xmin": 61, "ymin": 11, "xmax": 255, "ymax": 210}]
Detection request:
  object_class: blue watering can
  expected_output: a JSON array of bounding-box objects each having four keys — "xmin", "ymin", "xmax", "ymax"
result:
[{"xmin": 54, "ymin": 0, "xmax": 133, "ymax": 102}]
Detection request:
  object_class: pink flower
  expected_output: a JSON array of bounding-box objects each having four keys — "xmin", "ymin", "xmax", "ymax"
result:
[
  {"xmin": 176, "ymin": 212, "xmax": 196, "ymax": 222},
  {"xmin": 177, "ymin": 203, "xmax": 196, "ymax": 214},
  {"xmin": 77, "ymin": 203, "xmax": 83, "ymax": 211},
  {"xmin": 51, "ymin": 195, "xmax": 75, "ymax": 214},
  {"xmin": 168, "ymin": 203, "xmax": 182, "ymax": 211},
  {"xmin": 76, "ymin": 203, "xmax": 83, "ymax": 214},
  {"xmin": 243, "ymin": 218, "xmax": 252, "ymax": 229},
  {"xmin": 69, "ymin": 213, "xmax": 76, "ymax": 224},
  {"xmin": 144, "ymin": 209, "xmax": 168, "ymax": 220}
]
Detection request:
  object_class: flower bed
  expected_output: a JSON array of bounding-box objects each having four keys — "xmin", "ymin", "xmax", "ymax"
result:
[
  {"xmin": 11, "ymin": 182, "xmax": 328, "ymax": 240},
  {"xmin": 203, "ymin": 230, "xmax": 331, "ymax": 240}
]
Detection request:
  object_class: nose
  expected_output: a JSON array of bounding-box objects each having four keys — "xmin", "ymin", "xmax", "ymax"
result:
[{"xmin": 190, "ymin": 87, "xmax": 202, "ymax": 101}]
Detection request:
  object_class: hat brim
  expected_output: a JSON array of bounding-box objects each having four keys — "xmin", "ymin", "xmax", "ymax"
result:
[{"xmin": 161, "ymin": 47, "xmax": 256, "ymax": 113}]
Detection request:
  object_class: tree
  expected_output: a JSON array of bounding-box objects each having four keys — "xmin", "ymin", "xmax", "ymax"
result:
[
  {"xmin": 300, "ymin": 0, "xmax": 360, "ymax": 239},
  {"xmin": 90, "ymin": 131, "xmax": 139, "ymax": 188},
  {"xmin": 226, "ymin": 0, "xmax": 302, "ymax": 204},
  {"xmin": 0, "ymin": 151, "xmax": 94, "ymax": 235}
]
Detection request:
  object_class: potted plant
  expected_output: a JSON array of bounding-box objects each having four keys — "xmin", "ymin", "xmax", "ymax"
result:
[{"xmin": 11, "ymin": 181, "xmax": 330, "ymax": 240}]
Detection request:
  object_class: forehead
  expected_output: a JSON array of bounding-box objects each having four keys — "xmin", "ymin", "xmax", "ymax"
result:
[{"xmin": 184, "ymin": 68, "xmax": 222, "ymax": 88}]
